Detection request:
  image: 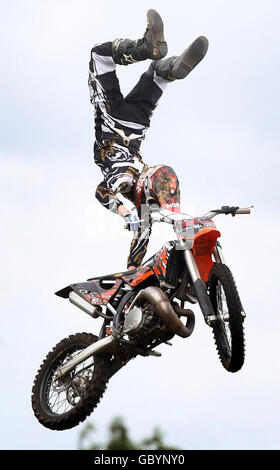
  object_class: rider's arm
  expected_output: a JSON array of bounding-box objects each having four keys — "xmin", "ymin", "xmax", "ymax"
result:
[
  {"xmin": 95, "ymin": 181, "xmax": 124, "ymax": 214},
  {"xmin": 127, "ymin": 222, "xmax": 152, "ymax": 268},
  {"xmin": 117, "ymin": 205, "xmax": 130, "ymax": 217},
  {"xmin": 96, "ymin": 180, "xmax": 140, "ymax": 230},
  {"xmin": 95, "ymin": 181, "xmax": 133, "ymax": 218}
]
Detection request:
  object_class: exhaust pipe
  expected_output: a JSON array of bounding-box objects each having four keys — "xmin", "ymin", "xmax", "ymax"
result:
[
  {"xmin": 173, "ymin": 305, "xmax": 195, "ymax": 337},
  {"xmin": 137, "ymin": 286, "xmax": 195, "ymax": 338}
]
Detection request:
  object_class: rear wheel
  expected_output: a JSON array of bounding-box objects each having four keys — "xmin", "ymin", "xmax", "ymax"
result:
[
  {"xmin": 209, "ymin": 263, "xmax": 245, "ymax": 372},
  {"xmin": 31, "ymin": 333, "xmax": 111, "ymax": 430}
]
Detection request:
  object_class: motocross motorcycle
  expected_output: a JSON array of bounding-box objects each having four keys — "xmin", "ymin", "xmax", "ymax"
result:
[{"xmin": 31, "ymin": 165, "xmax": 252, "ymax": 431}]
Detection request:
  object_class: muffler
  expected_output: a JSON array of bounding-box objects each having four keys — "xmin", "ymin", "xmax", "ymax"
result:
[
  {"xmin": 137, "ymin": 286, "xmax": 195, "ymax": 338},
  {"xmin": 69, "ymin": 291, "xmax": 100, "ymax": 318}
]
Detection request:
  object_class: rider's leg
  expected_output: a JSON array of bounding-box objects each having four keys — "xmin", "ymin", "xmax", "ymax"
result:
[
  {"xmin": 89, "ymin": 9, "xmax": 167, "ymax": 132},
  {"xmin": 106, "ymin": 35, "xmax": 209, "ymax": 128},
  {"xmin": 120, "ymin": 36, "xmax": 209, "ymax": 132},
  {"xmin": 88, "ymin": 41, "xmax": 123, "ymax": 138},
  {"xmin": 121, "ymin": 63, "xmax": 169, "ymax": 126}
]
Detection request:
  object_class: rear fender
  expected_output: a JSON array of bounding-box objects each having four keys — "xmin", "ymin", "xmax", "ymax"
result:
[
  {"xmin": 55, "ymin": 279, "xmax": 122, "ymax": 307},
  {"xmin": 55, "ymin": 266, "xmax": 155, "ymax": 308}
]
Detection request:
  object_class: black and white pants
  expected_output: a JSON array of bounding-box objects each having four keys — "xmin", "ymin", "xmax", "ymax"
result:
[{"xmin": 88, "ymin": 42, "xmax": 169, "ymax": 267}]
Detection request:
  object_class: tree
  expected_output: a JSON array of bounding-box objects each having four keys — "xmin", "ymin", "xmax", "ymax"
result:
[{"xmin": 78, "ymin": 416, "xmax": 178, "ymax": 450}]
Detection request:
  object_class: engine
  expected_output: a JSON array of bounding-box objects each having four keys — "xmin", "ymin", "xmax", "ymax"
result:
[{"xmin": 123, "ymin": 303, "xmax": 159, "ymax": 338}]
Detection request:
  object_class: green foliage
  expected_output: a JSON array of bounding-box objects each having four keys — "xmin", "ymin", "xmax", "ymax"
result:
[{"xmin": 78, "ymin": 416, "xmax": 178, "ymax": 450}]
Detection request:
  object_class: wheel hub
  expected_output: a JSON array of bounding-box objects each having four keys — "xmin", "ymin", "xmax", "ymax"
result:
[{"xmin": 66, "ymin": 370, "xmax": 93, "ymax": 406}]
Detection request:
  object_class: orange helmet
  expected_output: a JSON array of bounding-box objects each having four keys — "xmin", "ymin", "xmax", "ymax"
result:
[{"xmin": 134, "ymin": 165, "xmax": 180, "ymax": 213}]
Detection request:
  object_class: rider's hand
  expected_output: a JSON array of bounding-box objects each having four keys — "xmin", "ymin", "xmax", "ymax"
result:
[{"xmin": 124, "ymin": 213, "xmax": 141, "ymax": 232}]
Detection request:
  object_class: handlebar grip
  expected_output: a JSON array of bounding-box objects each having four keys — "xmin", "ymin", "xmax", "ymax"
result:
[{"xmin": 236, "ymin": 208, "xmax": 251, "ymax": 214}]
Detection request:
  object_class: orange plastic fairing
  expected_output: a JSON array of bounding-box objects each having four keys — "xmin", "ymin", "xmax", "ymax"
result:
[{"xmin": 192, "ymin": 228, "xmax": 221, "ymax": 281}]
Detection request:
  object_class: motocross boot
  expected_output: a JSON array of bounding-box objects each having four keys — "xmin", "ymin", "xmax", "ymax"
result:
[
  {"xmin": 112, "ymin": 9, "xmax": 167, "ymax": 65},
  {"xmin": 152, "ymin": 36, "xmax": 209, "ymax": 81}
]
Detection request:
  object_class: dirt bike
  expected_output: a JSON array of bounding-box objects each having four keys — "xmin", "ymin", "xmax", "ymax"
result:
[{"xmin": 31, "ymin": 199, "xmax": 252, "ymax": 431}]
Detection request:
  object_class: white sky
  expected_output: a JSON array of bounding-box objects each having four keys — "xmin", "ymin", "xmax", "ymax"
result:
[{"xmin": 1, "ymin": 0, "xmax": 279, "ymax": 450}]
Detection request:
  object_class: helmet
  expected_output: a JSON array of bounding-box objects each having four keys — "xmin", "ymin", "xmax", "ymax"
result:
[{"xmin": 134, "ymin": 165, "xmax": 180, "ymax": 213}]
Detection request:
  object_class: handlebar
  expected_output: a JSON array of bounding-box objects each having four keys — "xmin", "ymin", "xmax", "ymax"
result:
[
  {"xmin": 202, "ymin": 205, "xmax": 254, "ymax": 218},
  {"xmin": 150, "ymin": 205, "xmax": 253, "ymax": 223},
  {"xmin": 124, "ymin": 205, "xmax": 253, "ymax": 229}
]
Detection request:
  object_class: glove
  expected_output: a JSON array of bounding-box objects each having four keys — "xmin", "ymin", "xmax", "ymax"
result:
[{"xmin": 124, "ymin": 213, "xmax": 141, "ymax": 232}]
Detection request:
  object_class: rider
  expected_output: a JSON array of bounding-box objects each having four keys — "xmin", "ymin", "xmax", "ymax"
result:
[{"xmin": 88, "ymin": 9, "xmax": 208, "ymax": 270}]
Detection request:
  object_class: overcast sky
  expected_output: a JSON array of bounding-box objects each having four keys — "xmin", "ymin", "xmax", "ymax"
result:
[{"xmin": 1, "ymin": 0, "xmax": 279, "ymax": 450}]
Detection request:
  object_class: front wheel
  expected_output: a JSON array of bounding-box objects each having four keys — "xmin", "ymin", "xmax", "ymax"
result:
[
  {"xmin": 31, "ymin": 333, "xmax": 112, "ymax": 430},
  {"xmin": 209, "ymin": 263, "xmax": 246, "ymax": 372}
]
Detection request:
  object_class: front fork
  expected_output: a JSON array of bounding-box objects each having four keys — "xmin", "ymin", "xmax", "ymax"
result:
[
  {"xmin": 183, "ymin": 243, "xmax": 224, "ymax": 326},
  {"xmin": 213, "ymin": 242, "xmax": 226, "ymax": 264}
]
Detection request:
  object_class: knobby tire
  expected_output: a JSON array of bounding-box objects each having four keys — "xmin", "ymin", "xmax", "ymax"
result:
[
  {"xmin": 31, "ymin": 333, "xmax": 111, "ymax": 430},
  {"xmin": 209, "ymin": 263, "xmax": 245, "ymax": 372}
]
